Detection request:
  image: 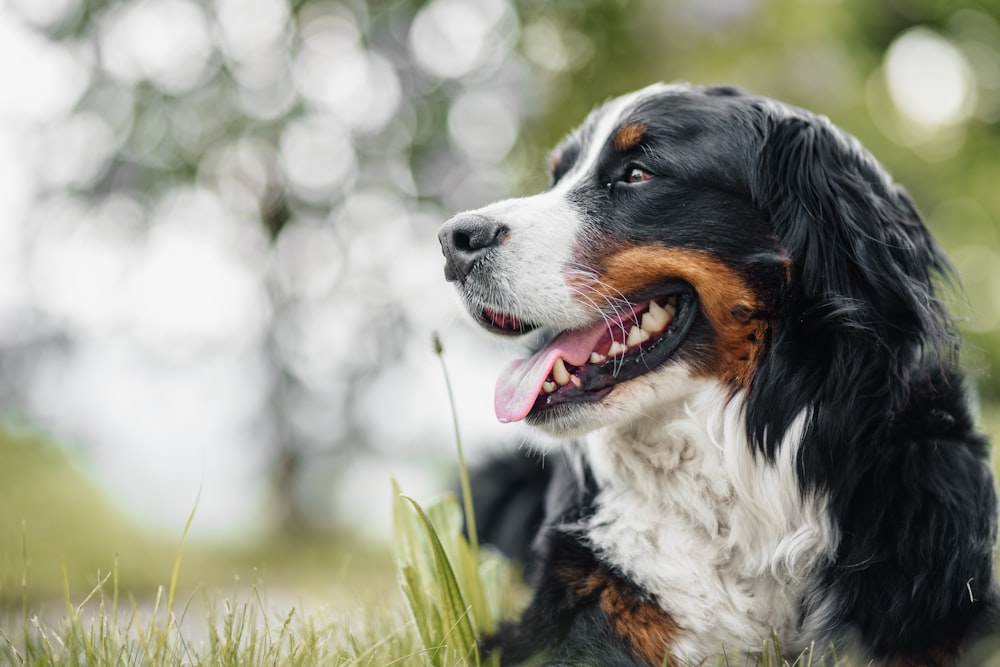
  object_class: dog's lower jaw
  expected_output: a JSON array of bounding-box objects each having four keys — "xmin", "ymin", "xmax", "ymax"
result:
[
  {"xmin": 526, "ymin": 362, "xmax": 708, "ymax": 438},
  {"xmin": 580, "ymin": 382, "xmax": 837, "ymax": 662}
]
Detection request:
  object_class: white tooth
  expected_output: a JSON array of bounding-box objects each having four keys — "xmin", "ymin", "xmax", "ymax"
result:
[
  {"xmin": 608, "ymin": 341, "xmax": 627, "ymax": 357},
  {"xmin": 627, "ymin": 325, "xmax": 650, "ymax": 347},
  {"xmin": 662, "ymin": 300, "xmax": 677, "ymax": 318},
  {"xmin": 542, "ymin": 381, "xmax": 557, "ymax": 394},
  {"xmin": 553, "ymin": 358, "xmax": 571, "ymax": 385},
  {"xmin": 644, "ymin": 301, "xmax": 669, "ymax": 331},
  {"xmin": 590, "ymin": 352, "xmax": 607, "ymax": 364}
]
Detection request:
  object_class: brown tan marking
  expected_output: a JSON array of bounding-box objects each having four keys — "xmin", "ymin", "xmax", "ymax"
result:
[
  {"xmin": 572, "ymin": 245, "xmax": 780, "ymax": 388},
  {"xmin": 560, "ymin": 565, "xmax": 679, "ymax": 666},
  {"xmin": 613, "ymin": 123, "xmax": 646, "ymax": 152}
]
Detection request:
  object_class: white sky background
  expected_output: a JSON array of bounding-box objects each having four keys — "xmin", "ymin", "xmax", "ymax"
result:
[
  {"xmin": 0, "ymin": 0, "xmax": 991, "ymax": 540},
  {"xmin": 0, "ymin": 0, "xmax": 536, "ymax": 540}
]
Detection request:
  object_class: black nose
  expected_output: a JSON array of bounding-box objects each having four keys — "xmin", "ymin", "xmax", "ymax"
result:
[{"xmin": 437, "ymin": 213, "xmax": 508, "ymax": 282}]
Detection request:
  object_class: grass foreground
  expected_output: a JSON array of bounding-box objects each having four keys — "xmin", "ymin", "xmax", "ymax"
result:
[
  {"xmin": 0, "ymin": 487, "xmax": 518, "ymax": 666},
  {"xmin": 1, "ymin": 486, "xmax": 863, "ymax": 667},
  {"xmin": 4, "ymin": 445, "xmax": 1000, "ymax": 666},
  {"xmin": 0, "ymin": 428, "xmax": 855, "ymax": 666},
  {"xmin": 2, "ymin": 381, "xmax": 1000, "ymax": 664}
]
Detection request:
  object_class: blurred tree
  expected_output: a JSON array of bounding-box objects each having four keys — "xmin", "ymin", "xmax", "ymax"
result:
[{"xmin": 3, "ymin": 0, "xmax": 998, "ymax": 533}]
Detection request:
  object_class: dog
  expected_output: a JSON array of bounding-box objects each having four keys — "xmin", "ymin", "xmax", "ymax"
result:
[{"xmin": 437, "ymin": 83, "xmax": 998, "ymax": 666}]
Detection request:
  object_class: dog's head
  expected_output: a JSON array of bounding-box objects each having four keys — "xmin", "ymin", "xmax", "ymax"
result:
[{"xmin": 439, "ymin": 83, "xmax": 953, "ymax": 440}]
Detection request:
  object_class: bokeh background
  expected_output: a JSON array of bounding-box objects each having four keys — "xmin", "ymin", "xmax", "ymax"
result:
[{"xmin": 2, "ymin": 0, "xmax": 1000, "ymax": 613}]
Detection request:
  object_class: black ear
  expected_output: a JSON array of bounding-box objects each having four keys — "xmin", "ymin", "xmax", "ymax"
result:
[
  {"xmin": 755, "ymin": 115, "xmax": 953, "ymax": 349},
  {"xmin": 746, "ymin": 113, "xmax": 959, "ymax": 458},
  {"xmin": 753, "ymin": 117, "xmax": 999, "ymax": 656}
]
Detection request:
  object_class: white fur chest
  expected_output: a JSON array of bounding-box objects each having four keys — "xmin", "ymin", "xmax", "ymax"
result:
[{"xmin": 581, "ymin": 384, "xmax": 838, "ymax": 661}]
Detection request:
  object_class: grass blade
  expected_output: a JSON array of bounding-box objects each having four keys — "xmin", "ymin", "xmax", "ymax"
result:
[
  {"xmin": 432, "ymin": 333, "xmax": 479, "ymax": 555},
  {"xmin": 401, "ymin": 494, "xmax": 479, "ymax": 665}
]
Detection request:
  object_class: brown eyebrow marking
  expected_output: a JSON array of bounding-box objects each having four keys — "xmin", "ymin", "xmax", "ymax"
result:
[{"xmin": 613, "ymin": 123, "xmax": 646, "ymax": 152}]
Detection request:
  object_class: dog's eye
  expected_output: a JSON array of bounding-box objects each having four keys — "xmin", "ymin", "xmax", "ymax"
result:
[
  {"xmin": 606, "ymin": 166, "xmax": 654, "ymax": 190},
  {"xmin": 625, "ymin": 167, "xmax": 652, "ymax": 184}
]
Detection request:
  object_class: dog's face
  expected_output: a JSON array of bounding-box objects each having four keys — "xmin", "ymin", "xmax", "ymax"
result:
[
  {"xmin": 439, "ymin": 83, "xmax": 786, "ymax": 434},
  {"xmin": 438, "ymin": 82, "xmax": 944, "ymax": 438}
]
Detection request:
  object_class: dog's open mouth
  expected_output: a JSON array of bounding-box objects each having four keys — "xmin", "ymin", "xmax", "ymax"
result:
[{"xmin": 491, "ymin": 289, "xmax": 698, "ymax": 423}]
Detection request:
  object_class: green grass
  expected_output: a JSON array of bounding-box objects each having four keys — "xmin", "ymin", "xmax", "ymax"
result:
[
  {"xmin": 1, "ymin": 394, "xmax": 999, "ymax": 665},
  {"xmin": 0, "ymin": 428, "xmax": 176, "ymax": 604},
  {"xmin": 0, "ymin": 480, "xmax": 517, "ymax": 666},
  {"xmin": 0, "ymin": 427, "xmax": 395, "ymax": 605},
  {"xmin": 1, "ymin": 484, "xmax": 846, "ymax": 666}
]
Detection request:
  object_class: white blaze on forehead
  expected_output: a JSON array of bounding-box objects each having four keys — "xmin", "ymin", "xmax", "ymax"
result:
[{"xmin": 554, "ymin": 82, "xmax": 672, "ymax": 193}]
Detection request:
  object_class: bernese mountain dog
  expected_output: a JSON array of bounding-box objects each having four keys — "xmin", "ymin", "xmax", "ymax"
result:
[{"xmin": 437, "ymin": 83, "xmax": 998, "ymax": 666}]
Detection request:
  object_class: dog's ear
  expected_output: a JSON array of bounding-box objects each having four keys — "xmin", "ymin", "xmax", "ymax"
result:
[
  {"xmin": 755, "ymin": 115, "xmax": 952, "ymax": 347},
  {"xmin": 747, "ymin": 114, "xmax": 959, "ymax": 458}
]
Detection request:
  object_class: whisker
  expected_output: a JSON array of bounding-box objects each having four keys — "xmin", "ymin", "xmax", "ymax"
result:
[
  {"xmin": 563, "ymin": 283, "xmax": 629, "ymax": 376},
  {"xmin": 564, "ymin": 264, "xmax": 642, "ymax": 376},
  {"xmin": 564, "ymin": 263, "xmax": 637, "ymax": 313},
  {"xmin": 568, "ymin": 285, "xmax": 619, "ymax": 347},
  {"xmin": 567, "ymin": 268, "xmax": 643, "ymax": 375}
]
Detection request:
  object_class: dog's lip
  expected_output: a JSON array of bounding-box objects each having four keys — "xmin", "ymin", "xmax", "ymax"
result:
[
  {"xmin": 524, "ymin": 290, "xmax": 698, "ymax": 422},
  {"xmin": 494, "ymin": 287, "xmax": 696, "ymax": 423},
  {"xmin": 478, "ymin": 308, "xmax": 540, "ymax": 336}
]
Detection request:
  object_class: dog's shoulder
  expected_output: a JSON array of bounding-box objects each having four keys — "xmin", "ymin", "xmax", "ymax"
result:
[{"xmin": 814, "ymin": 365, "xmax": 999, "ymax": 660}]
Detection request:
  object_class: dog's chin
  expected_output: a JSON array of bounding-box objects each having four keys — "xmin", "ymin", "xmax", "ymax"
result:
[
  {"xmin": 523, "ymin": 400, "xmax": 610, "ymax": 437},
  {"xmin": 524, "ymin": 397, "xmax": 645, "ymax": 438}
]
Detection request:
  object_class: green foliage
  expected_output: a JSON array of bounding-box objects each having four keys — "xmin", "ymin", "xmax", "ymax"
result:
[
  {"xmin": 392, "ymin": 483, "xmax": 516, "ymax": 667},
  {"xmin": 394, "ymin": 488, "xmax": 478, "ymax": 665},
  {"xmin": 3, "ymin": 565, "xmax": 420, "ymax": 666},
  {"xmin": 1, "ymin": 485, "xmax": 857, "ymax": 666},
  {"xmin": 0, "ymin": 483, "xmax": 518, "ymax": 666}
]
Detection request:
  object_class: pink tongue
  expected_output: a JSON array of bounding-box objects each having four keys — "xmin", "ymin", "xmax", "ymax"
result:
[{"xmin": 494, "ymin": 323, "xmax": 608, "ymax": 423}]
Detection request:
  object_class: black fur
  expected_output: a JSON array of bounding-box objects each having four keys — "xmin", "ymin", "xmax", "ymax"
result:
[
  {"xmin": 492, "ymin": 535, "xmax": 647, "ymax": 667},
  {"xmin": 479, "ymin": 459, "xmax": 646, "ymax": 667},
  {"xmin": 749, "ymin": 111, "xmax": 998, "ymax": 657},
  {"xmin": 449, "ymin": 84, "xmax": 998, "ymax": 666},
  {"xmin": 465, "ymin": 449, "xmax": 552, "ymax": 571}
]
